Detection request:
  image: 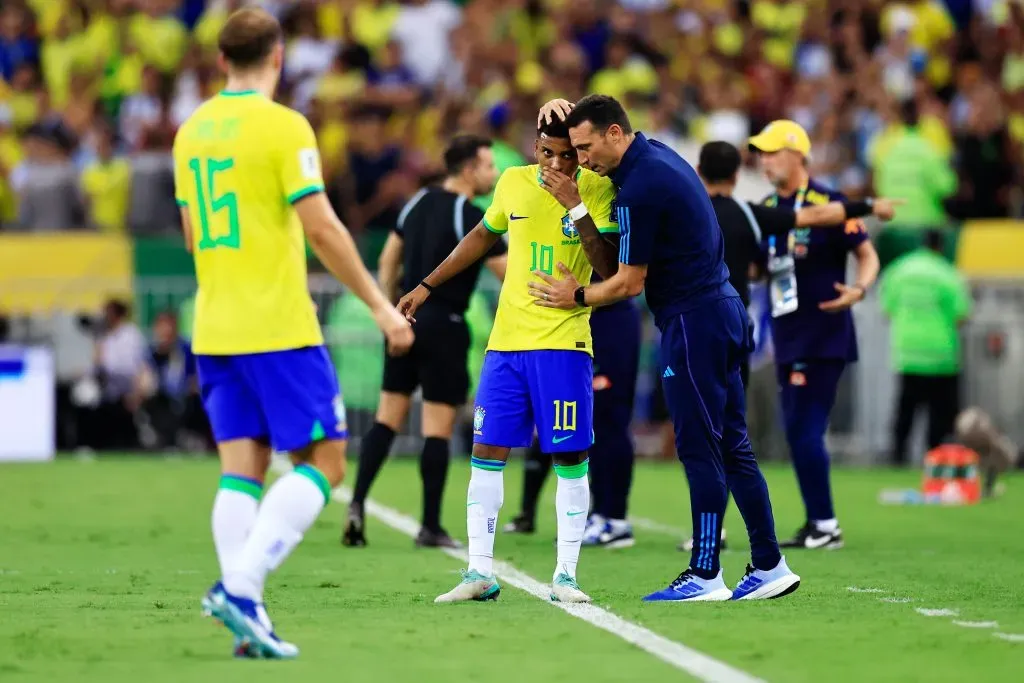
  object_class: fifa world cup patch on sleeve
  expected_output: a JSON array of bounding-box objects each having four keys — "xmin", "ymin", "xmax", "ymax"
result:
[{"xmin": 299, "ymin": 148, "xmax": 320, "ymax": 179}]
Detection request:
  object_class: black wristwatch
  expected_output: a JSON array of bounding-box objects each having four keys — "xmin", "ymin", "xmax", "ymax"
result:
[{"xmin": 574, "ymin": 286, "xmax": 587, "ymax": 307}]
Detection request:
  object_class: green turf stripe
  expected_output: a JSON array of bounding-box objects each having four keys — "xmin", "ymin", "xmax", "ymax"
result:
[
  {"xmin": 287, "ymin": 185, "xmax": 324, "ymax": 204},
  {"xmin": 295, "ymin": 464, "xmax": 331, "ymax": 503},
  {"xmin": 219, "ymin": 474, "xmax": 262, "ymax": 500},
  {"xmin": 554, "ymin": 459, "xmax": 589, "ymax": 479}
]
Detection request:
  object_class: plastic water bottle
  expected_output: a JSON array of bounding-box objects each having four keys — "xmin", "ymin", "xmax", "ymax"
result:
[{"xmin": 767, "ymin": 235, "xmax": 798, "ymax": 318}]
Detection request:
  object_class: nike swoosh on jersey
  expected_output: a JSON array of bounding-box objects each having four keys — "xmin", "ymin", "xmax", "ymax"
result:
[
  {"xmin": 510, "ymin": 213, "xmax": 528, "ymax": 220},
  {"xmin": 566, "ymin": 510, "xmax": 586, "ymax": 517},
  {"xmin": 551, "ymin": 434, "xmax": 574, "ymax": 444}
]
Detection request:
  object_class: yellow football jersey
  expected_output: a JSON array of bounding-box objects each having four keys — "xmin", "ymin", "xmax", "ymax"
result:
[
  {"xmin": 483, "ymin": 165, "xmax": 617, "ymax": 355},
  {"xmin": 173, "ymin": 90, "xmax": 325, "ymax": 355}
]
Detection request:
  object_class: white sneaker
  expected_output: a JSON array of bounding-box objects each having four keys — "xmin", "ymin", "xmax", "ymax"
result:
[
  {"xmin": 550, "ymin": 572, "xmax": 591, "ymax": 603},
  {"xmin": 434, "ymin": 569, "xmax": 501, "ymax": 603},
  {"xmin": 731, "ymin": 556, "xmax": 801, "ymax": 600}
]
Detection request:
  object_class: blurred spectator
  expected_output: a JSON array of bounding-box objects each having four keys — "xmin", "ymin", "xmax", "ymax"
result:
[
  {"xmin": 142, "ymin": 310, "xmax": 209, "ymax": 450},
  {"xmin": 881, "ymin": 229, "xmax": 971, "ymax": 466},
  {"xmin": 79, "ymin": 299, "xmax": 149, "ymax": 451},
  {"xmin": 870, "ymin": 99, "xmax": 957, "ymax": 267},
  {"xmin": 391, "ymin": 0, "xmax": 461, "ymax": 87},
  {"xmin": 10, "ymin": 121, "xmax": 84, "ymax": 231},
  {"xmin": 80, "ymin": 121, "xmax": 132, "ymax": 234},
  {"xmin": 0, "ymin": 4, "xmax": 38, "ymax": 84},
  {"xmin": 334, "ymin": 105, "xmax": 415, "ymax": 266}
]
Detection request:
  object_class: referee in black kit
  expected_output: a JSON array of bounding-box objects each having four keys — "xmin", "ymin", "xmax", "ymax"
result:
[{"xmin": 343, "ymin": 134, "xmax": 506, "ymax": 549}]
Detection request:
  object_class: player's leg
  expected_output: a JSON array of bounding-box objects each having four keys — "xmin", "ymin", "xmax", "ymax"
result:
[
  {"xmin": 414, "ymin": 317, "xmax": 472, "ymax": 547},
  {"xmin": 926, "ymin": 374, "xmax": 960, "ymax": 453},
  {"xmin": 436, "ymin": 352, "xmax": 532, "ymax": 603},
  {"xmin": 528, "ymin": 350, "xmax": 593, "ymax": 603},
  {"xmin": 588, "ymin": 304, "xmax": 641, "ymax": 548},
  {"xmin": 194, "ymin": 354, "xmax": 271, "ymax": 658},
  {"xmin": 779, "ymin": 359, "xmax": 846, "ymax": 549},
  {"xmin": 504, "ymin": 436, "xmax": 551, "ymax": 534},
  {"xmin": 643, "ymin": 307, "xmax": 732, "ymax": 602},
  {"xmin": 216, "ymin": 346, "xmax": 348, "ymax": 658},
  {"xmin": 345, "ymin": 340, "xmax": 418, "ymax": 546},
  {"xmin": 892, "ymin": 373, "xmax": 924, "ymax": 466},
  {"xmin": 716, "ymin": 299, "xmax": 799, "ymax": 600}
]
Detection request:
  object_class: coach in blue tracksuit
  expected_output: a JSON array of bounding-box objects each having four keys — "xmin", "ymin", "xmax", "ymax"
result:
[
  {"xmin": 748, "ymin": 120, "xmax": 880, "ymax": 550},
  {"xmin": 531, "ymin": 95, "xmax": 799, "ymax": 602}
]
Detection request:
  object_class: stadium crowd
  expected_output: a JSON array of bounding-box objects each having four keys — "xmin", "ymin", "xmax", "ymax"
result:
[{"xmin": 0, "ymin": 0, "xmax": 1021, "ymax": 252}]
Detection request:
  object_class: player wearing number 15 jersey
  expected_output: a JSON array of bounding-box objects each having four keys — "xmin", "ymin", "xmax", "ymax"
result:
[
  {"xmin": 172, "ymin": 7, "xmax": 411, "ymax": 660},
  {"xmin": 398, "ymin": 116, "xmax": 618, "ymax": 605}
]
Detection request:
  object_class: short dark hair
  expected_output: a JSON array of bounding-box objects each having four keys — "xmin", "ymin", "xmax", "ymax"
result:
[
  {"xmin": 899, "ymin": 98, "xmax": 920, "ymax": 127},
  {"xmin": 444, "ymin": 134, "xmax": 492, "ymax": 175},
  {"xmin": 218, "ymin": 8, "xmax": 283, "ymax": 69},
  {"xmin": 104, "ymin": 298, "xmax": 130, "ymax": 320},
  {"xmin": 564, "ymin": 94, "xmax": 633, "ymax": 134},
  {"xmin": 537, "ymin": 116, "xmax": 571, "ymax": 140},
  {"xmin": 698, "ymin": 141, "xmax": 742, "ymax": 183}
]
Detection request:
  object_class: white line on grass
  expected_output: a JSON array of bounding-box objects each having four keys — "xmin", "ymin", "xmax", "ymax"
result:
[
  {"xmin": 270, "ymin": 460, "xmax": 763, "ymax": 683},
  {"xmin": 952, "ymin": 620, "xmax": 998, "ymax": 629},
  {"xmin": 993, "ymin": 633, "xmax": 1024, "ymax": 643},
  {"xmin": 846, "ymin": 587, "xmax": 885, "ymax": 594},
  {"xmin": 630, "ymin": 516, "xmax": 687, "ymax": 537},
  {"xmin": 915, "ymin": 608, "xmax": 959, "ymax": 617}
]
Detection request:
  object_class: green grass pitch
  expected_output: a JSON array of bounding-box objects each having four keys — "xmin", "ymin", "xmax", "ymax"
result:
[{"xmin": 1, "ymin": 456, "xmax": 1022, "ymax": 682}]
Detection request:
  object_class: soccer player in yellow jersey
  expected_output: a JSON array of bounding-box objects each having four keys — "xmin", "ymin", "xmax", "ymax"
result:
[
  {"xmin": 173, "ymin": 8, "xmax": 412, "ymax": 659},
  {"xmin": 398, "ymin": 117, "xmax": 620, "ymax": 604}
]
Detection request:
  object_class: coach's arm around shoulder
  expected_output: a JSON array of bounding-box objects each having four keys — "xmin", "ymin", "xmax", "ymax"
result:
[
  {"xmin": 293, "ymin": 193, "xmax": 413, "ymax": 354},
  {"xmin": 397, "ymin": 221, "xmax": 503, "ymax": 321}
]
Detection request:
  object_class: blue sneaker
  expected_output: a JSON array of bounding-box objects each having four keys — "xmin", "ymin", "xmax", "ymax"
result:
[
  {"xmin": 206, "ymin": 588, "xmax": 299, "ymax": 659},
  {"xmin": 642, "ymin": 568, "xmax": 732, "ymax": 602},
  {"xmin": 731, "ymin": 557, "xmax": 801, "ymax": 600},
  {"xmin": 581, "ymin": 515, "xmax": 607, "ymax": 547},
  {"xmin": 201, "ymin": 581, "xmax": 260, "ymax": 659}
]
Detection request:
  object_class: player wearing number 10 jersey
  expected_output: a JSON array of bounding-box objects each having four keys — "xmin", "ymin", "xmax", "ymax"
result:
[
  {"xmin": 172, "ymin": 7, "xmax": 411, "ymax": 660},
  {"xmin": 398, "ymin": 117, "xmax": 618, "ymax": 605}
]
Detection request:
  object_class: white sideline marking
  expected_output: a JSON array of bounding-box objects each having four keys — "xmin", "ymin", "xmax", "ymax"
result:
[
  {"xmin": 271, "ymin": 460, "xmax": 763, "ymax": 683},
  {"xmin": 952, "ymin": 620, "xmax": 998, "ymax": 629},
  {"xmin": 846, "ymin": 587, "xmax": 885, "ymax": 593},
  {"xmin": 994, "ymin": 633, "xmax": 1024, "ymax": 643},
  {"xmin": 915, "ymin": 608, "xmax": 959, "ymax": 617},
  {"xmin": 630, "ymin": 516, "xmax": 687, "ymax": 537},
  {"xmin": 879, "ymin": 597, "xmax": 913, "ymax": 604}
]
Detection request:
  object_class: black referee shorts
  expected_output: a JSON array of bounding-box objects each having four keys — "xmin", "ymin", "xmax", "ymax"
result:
[{"xmin": 382, "ymin": 312, "xmax": 471, "ymax": 407}]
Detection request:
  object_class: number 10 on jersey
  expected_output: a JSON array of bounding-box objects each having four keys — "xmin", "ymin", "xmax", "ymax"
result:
[
  {"xmin": 188, "ymin": 157, "xmax": 240, "ymax": 251},
  {"xmin": 530, "ymin": 241, "xmax": 554, "ymax": 275}
]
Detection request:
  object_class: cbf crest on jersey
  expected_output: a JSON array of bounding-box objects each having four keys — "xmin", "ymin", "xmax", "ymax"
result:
[
  {"xmin": 473, "ymin": 405, "xmax": 486, "ymax": 435},
  {"xmin": 561, "ymin": 213, "xmax": 579, "ymax": 239}
]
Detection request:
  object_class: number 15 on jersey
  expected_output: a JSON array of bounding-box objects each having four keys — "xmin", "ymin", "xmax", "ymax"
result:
[{"xmin": 188, "ymin": 157, "xmax": 240, "ymax": 251}]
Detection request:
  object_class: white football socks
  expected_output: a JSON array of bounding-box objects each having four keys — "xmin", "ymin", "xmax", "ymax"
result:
[
  {"xmin": 224, "ymin": 464, "xmax": 332, "ymax": 601},
  {"xmin": 554, "ymin": 459, "xmax": 590, "ymax": 581},
  {"xmin": 466, "ymin": 458, "xmax": 505, "ymax": 578},
  {"xmin": 212, "ymin": 475, "xmax": 262, "ymax": 577}
]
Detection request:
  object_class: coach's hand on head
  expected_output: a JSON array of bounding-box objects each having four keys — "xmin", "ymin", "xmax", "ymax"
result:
[
  {"xmin": 538, "ymin": 98, "xmax": 574, "ymax": 126},
  {"xmin": 528, "ymin": 263, "xmax": 580, "ymax": 310}
]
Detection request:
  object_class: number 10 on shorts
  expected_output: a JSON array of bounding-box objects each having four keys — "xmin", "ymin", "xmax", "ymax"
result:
[{"xmin": 553, "ymin": 400, "xmax": 577, "ymax": 431}]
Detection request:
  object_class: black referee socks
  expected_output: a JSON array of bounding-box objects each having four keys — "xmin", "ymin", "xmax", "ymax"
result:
[
  {"xmin": 351, "ymin": 422, "xmax": 396, "ymax": 505},
  {"xmin": 420, "ymin": 437, "xmax": 450, "ymax": 533}
]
